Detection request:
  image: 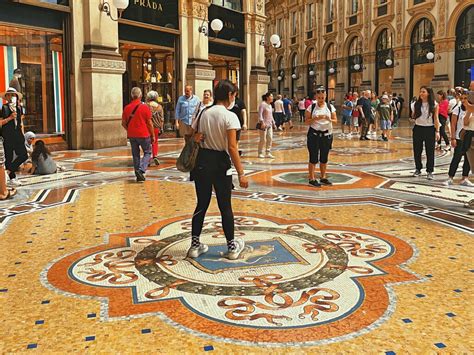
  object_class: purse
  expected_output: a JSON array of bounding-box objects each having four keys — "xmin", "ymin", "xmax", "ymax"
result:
[
  {"xmin": 256, "ymin": 121, "xmax": 263, "ymax": 130},
  {"xmin": 176, "ymin": 107, "xmax": 207, "ymax": 173}
]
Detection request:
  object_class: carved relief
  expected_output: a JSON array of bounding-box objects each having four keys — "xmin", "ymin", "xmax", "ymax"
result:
[
  {"xmin": 363, "ymin": 0, "xmax": 370, "ymax": 50},
  {"xmin": 256, "ymin": 0, "xmax": 264, "ymax": 14},
  {"xmin": 338, "ymin": 0, "xmax": 344, "ymax": 44},
  {"xmin": 438, "ymin": 0, "xmax": 446, "ymax": 37},
  {"xmin": 80, "ymin": 58, "xmax": 126, "ymax": 74},
  {"xmin": 396, "ymin": 0, "xmax": 403, "ymax": 44},
  {"xmin": 192, "ymin": 3, "xmax": 207, "ymax": 19}
]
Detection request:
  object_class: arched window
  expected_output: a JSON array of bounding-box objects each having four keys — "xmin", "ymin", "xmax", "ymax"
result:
[
  {"xmin": 291, "ymin": 53, "xmax": 298, "ymax": 97},
  {"xmin": 411, "ymin": 18, "xmax": 434, "ymax": 45},
  {"xmin": 307, "ymin": 48, "xmax": 316, "ymax": 65},
  {"xmin": 326, "ymin": 43, "xmax": 337, "ymax": 61},
  {"xmin": 348, "ymin": 37, "xmax": 361, "ymax": 56},
  {"xmin": 327, "ymin": 0, "xmax": 335, "ymax": 22},
  {"xmin": 277, "ymin": 56, "xmax": 284, "ymax": 93},
  {"xmin": 376, "ymin": 28, "xmax": 392, "ymax": 51},
  {"xmin": 455, "ymin": 5, "xmax": 474, "ymax": 86},
  {"xmin": 266, "ymin": 60, "xmax": 272, "ymax": 75}
]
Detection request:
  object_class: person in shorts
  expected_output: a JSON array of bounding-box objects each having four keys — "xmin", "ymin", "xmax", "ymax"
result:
[
  {"xmin": 341, "ymin": 94, "xmax": 353, "ymax": 138},
  {"xmin": 274, "ymin": 95, "xmax": 285, "ymax": 131},
  {"xmin": 351, "ymin": 92, "xmax": 359, "ymax": 135},
  {"xmin": 305, "ymin": 87, "xmax": 337, "ymax": 187},
  {"xmin": 376, "ymin": 95, "xmax": 393, "ymax": 141}
]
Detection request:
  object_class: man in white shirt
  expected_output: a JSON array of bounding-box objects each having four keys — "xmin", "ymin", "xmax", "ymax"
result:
[{"xmin": 274, "ymin": 95, "xmax": 285, "ymax": 131}]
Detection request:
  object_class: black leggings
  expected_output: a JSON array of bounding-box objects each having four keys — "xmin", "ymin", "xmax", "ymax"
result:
[
  {"xmin": 3, "ymin": 138, "xmax": 27, "ymax": 179},
  {"xmin": 191, "ymin": 150, "xmax": 234, "ymax": 242},
  {"xmin": 437, "ymin": 115, "xmax": 450, "ymax": 146},
  {"xmin": 413, "ymin": 125, "xmax": 435, "ymax": 173}
]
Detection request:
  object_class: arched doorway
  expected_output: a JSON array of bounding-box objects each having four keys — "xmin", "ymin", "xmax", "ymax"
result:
[
  {"xmin": 375, "ymin": 29, "xmax": 394, "ymax": 94},
  {"xmin": 306, "ymin": 48, "xmax": 317, "ymax": 95},
  {"xmin": 290, "ymin": 53, "xmax": 297, "ymax": 98},
  {"xmin": 325, "ymin": 43, "xmax": 337, "ymax": 101},
  {"xmin": 348, "ymin": 37, "xmax": 363, "ymax": 93},
  {"xmin": 266, "ymin": 59, "xmax": 273, "ymax": 92},
  {"xmin": 410, "ymin": 19, "xmax": 435, "ymax": 99},
  {"xmin": 455, "ymin": 5, "xmax": 474, "ymax": 87},
  {"xmin": 277, "ymin": 56, "xmax": 284, "ymax": 94}
]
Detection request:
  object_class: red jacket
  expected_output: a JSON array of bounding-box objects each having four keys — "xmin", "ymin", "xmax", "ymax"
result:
[{"xmin": 122, "ymin": 99, "xmax": 152, "ymax": 138}]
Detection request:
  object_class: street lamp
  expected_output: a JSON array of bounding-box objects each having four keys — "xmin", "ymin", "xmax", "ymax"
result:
[
  {"xmin": 99, "ymin": 0, "xmax": 129, "ymax": 21},
  {"xmin": 291, "ymin": 73, "xmax": 297, "ymax": 79},
  {"xmin": 309, "ymin": 70, "xmax": 315, "ymax": 76},
  {"xmin": 385, "ymin": 58, "xmax": 393, "ymax": 67},
  {"xmin": 354, "ymin": 64, "xmax": 361, "ymax": 71},
  {"xmin": 210, "ymin": 19, "xmax": 223, "ymax": 35},
  {"xmin": 329, "ymin": 67, "xmax": 335, "ymax": 74},
  {"xmin": 270, "ymin": 34, "xmax": 281, "ymax": 48}
]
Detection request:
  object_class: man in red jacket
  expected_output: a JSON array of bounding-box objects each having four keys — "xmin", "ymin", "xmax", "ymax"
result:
[{"xmin": 122, "ymin": 87, "xmax": 155, "ymax": 182}]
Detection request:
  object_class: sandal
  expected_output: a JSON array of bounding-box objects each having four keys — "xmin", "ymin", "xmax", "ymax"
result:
[{"xmin": 0, "ymin": 188, "xmax": 16, "ymax": 200}]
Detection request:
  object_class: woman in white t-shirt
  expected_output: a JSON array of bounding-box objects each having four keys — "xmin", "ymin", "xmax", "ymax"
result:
[
  {"xmin": 298, "ymin": 98, "xmax": 306, "ymax": 123},
  {"xmin": 188, "ymin": 80, "xmax": 249, "ymax": 260},
  {"xmin": 305, "ymin": 87, "xmax": 337, "ymax": 187},
  {"xmin": 410, "ymin": 86, "xmax": 440, "ymax": 180}
]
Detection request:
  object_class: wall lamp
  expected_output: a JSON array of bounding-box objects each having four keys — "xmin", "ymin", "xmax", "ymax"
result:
[
  {"xmin": 426, "ymin": 51, "xmax": 441, "ymax": 61},
  {"xmin": 277, "ymin": 70, "xmax": 285, "ymax": 81},
  {"xmin": 199, "ymin": 18, "xmax": 224, "ymax": 37},
  {"xmin": 99, "ymin": 0, "xmax": 129, "ymax": 21}
]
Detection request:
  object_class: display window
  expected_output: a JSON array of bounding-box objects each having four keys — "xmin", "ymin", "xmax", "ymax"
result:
[
  {"xmin": 209, "ymin": 54, "xmax": 241, "ymax": 90},
  {"xmin": 0, "ymin": 26, "xmax": 65, "ymax": 135},
  {"xmin": 120, "ymin": 43, "xmax": 175, "ymax": 131}
]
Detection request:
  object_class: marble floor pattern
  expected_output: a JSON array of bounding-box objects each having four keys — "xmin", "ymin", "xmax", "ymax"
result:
[{"xmin": 0, "ymin": 122, "xmax": 473, "ymax": 353}]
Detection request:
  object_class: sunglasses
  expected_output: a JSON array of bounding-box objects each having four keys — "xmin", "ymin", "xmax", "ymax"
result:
[{"xmin": 316, "ymin": 90, "xmax": 326, "ymax": 94}]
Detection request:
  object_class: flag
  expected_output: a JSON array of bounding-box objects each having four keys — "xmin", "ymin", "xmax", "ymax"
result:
[
  {"xmin": 52, "ymin": 51, "xmax": 65, "ymax": 133},
  {"xmin": 0, "ymin": 46, "xmax": 18, "ymax": 96}
]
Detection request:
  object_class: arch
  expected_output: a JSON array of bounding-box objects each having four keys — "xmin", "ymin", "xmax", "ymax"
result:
[
  {"xmin": 447, "ymin": 3, "xmax": 474, "ymax": 38},
  {"xmin": 265, "ymin": 59, "xmax": 272, "ymax": 74},
  {"xmin": 325, "ymin": 42, "xmax": 337, "ymax": 61},
  {"xmin": 276, "ymin": 55, "xmax": 284, "ymax": 71},
  {"xmin": 404, "ymin": 12, "xmax": 437, "ymax": 46},
  {"xmin": 411, "ymin": 18, "xmax": 434, "ymax": 45},
  {"xmin": 376, "ymin": 29, "xmax": 393, "ymax": 51},
  {"xmin": 343, "ymin": 32, "xmax": 363, "ymax": 56},
  {"xmin": 304, "ymin": 46, "xmax": 317, "ymax": 65},
  {"xmin": 348, "ymin": 36, "xmax": 362, "ymax": 56},
  {"xmin": 322, "ymin": 41, "xmax": 337, "ymax": 61},
  {"xmin": 289, "ymin": 51, "xmax": 298, "ymax": 69},
  {"xmin": 370, "ymin": 24, "xmax": 396, "ymax": 52}
]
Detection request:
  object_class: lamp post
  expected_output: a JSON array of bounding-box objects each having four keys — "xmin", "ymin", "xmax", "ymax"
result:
[{"xmin": 99, "ymin": 0, "xmax": 129, "ymax": 21}]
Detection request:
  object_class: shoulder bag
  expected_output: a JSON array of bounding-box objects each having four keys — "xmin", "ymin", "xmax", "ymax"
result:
[{"xmin": 176, "ymin": 107, "xmax": 207, "ymax": 172}]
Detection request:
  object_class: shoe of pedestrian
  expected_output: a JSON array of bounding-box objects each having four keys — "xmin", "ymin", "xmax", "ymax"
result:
[
  {"xmin": 153, "ymin": 157, "xmax": 160, "ymax": 166},
  {"xmin": 135, "ymin": 169, "xmax": 146, "ymax": 182},
  {"xmin": 309, "ymin": 179, "xmax": 321, "ymax": 187},
  {"xmin": 266, "ymin": 153, "xmax": 275, "ymax": 159},
  {"xmin": 9, "ymin": 178, "xmax": 22, "ymax": 187},
  {"xmin": 443, "ymin": 178, "xmax": 454, "ymax": 186},
  {"xmin": 460, "ymin": 179, "xmax": 473, "ymax": 187},
  {"xmin": 464, "ymin": 199, "xmax": 474, "ymax": 208},
  {"xmin": 187, "ymin": 243, "xmax": 209, "ymax": 258},
  {"xmin": 320, "ymin": 178, "xmax": 333, "ymax": 186},
  {"xmin": 258, "ymin": 153, "xmax": 265, "ymax": 158},
  {"xmin": 427, "ymin": 172, "xmax": 434, "ymax": 180},
  {"xmin": 383, "ymin": 137, "xmax": 388, "ymax": 141},
  {"xmin": 226, "ymin": 238, "xmax": 245, "ymax": 260},
  {"xmin": 413, "ymin": 170, "xmax": 422, "ymax": 177}
]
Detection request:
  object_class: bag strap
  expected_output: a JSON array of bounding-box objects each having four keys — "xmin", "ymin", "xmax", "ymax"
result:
[
  {"xmin": 126, "ymin": 103, "xmax": 142, "ymax": 128},
  {"xmin": 311, "ymin": 103, "xmax": 316, "ymax": 115},
  {"xmin": 194, "ymin": 105, "xmax": 209, "ymax": 133}
]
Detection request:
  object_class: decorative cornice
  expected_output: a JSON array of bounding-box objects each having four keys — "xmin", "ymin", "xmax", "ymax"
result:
[{"xmin": 80, "ymin": 58, "xmax": 126, "ymax": 74}]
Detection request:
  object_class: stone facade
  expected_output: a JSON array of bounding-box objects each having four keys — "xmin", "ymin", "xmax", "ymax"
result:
[{"xmin": 265, "ymin": 0, "xmax": 473, "ymax": 107}]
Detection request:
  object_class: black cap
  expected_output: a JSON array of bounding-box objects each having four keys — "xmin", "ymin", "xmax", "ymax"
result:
[{"xmin": 13, "ymin": 68, "xmax": 22, "ymax": 74}]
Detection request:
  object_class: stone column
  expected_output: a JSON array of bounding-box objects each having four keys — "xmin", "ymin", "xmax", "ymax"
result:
[
  {"xmin": 391, "ymin": 46, "xmax": 410, "ymax": 104},
  {"xmin": 244, "ymin": 1, "xmax": 269, "ymax": 129},
  {"xmin": 430, "ymin": 37, "xmax": 456, "ymax": 93},
  {"xmin": 73, "ymin": 0, "xmax": 126, "ymax": 149},
  {"xmin": 181, "ymin": 1, "xmax": 215, "ymax": 98}
]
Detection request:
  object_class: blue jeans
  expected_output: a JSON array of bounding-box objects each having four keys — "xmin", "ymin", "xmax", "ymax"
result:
[{"xmin": 129, "ymin": 137, "xmax": 151, "ymax": 173}]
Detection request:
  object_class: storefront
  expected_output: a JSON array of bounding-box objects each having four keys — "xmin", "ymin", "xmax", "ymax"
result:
[
  {"xmin": 118, "ymin": 0, "xmax": 179, "ymax": 131},
  {"xmin": 455, "ymin": 5, "xmax": 474, "ymax": 87},
  {"xmin": 208, "ymin": 3, "xmax": 245, "ymax": 95},
  {"xmin": 325, "ymin": 43, "xmax": 336, "ymax": 101},
  {"xmin": 0, "ymin": 1, "xmax": 70, "ymax": 142},
  {"xmin": 410, "ymin": 19, "xmax": 435, "ymax": 99},
  {"xmin": 375, "ymin": 29, "xmax": 394, "ymax": 94}
]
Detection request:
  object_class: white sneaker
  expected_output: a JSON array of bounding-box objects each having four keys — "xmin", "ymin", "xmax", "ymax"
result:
[
  {"xmin": 266, "ymin": 153, "xmax": 275, "ymax": 159},
  {"xmin": 460, "ymin": 179, "xmax": 473, "ymax": 187},
  {"xmin": 427, "ymin": 173, "xmax": 434, "ymax": 180},
  {"xmin": 443, "ymin": 178, "xmax": 454, "ymax": 186},
  {"xmin": 9, "ymin": 178, "xmax": 22, "ymax": 186},
  {"xmin": 187, "ymin": 243, "xmax": 209, "ymax": 258},
  {"xmin": 258, "ymin": 154, "xmax": 265, "ymax": 158},
  {"xmin": 226, "ymin": 238, "xmax": 245, "ymax": 260}
]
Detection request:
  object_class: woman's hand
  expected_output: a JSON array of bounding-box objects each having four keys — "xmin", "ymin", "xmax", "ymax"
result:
[
  {"xmin": 435, "ymin": 132, "xmax": 440, "ymax": 142},
  {"xmin": 238, "ymin": 174, "xmax": 249, "ymax": 188},
  {"xmin": 451, "ymin": 138, "xmax": 457, "ymax": 148}
]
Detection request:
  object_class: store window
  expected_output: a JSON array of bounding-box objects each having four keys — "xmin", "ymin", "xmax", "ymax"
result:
[
  {"xmin": 455, "ymin": 5, "xmax": 474, "ymax": 87},
  {"xmin": 307, "ymin": 48, "xmax": 317, "ymax": 94},
  {"xmin": 0, "ymin": 26, "xmax": 65, "ymax": 135},
  {"xmin": 410, "ymin": 19, "xmax": 435, "ymax": 98},
  {"xmin": 376, "ymin": 29, "xmax": 394, "ymax": 94},
  {"xmin": 212, "ymin": 0, "xmax": 242, "ymax": 12},
  {"xmin": 326, "ymin": 43, "xmax": 337, "ymax": 101},
  {"xmin": 120, "ymin": 43, "xmax": 175, "ymax": 131},
  {"xmin": 348, "ymin": 38, "xmax": 363, "ymax": 92}
]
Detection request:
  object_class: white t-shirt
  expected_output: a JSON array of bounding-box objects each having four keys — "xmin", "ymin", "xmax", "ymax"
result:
[
  {"xmin": 191, "ymin": 105, "xmax": 241, "ymax": 152},
  {"xmin": 448, "ymin": 98, "xmax": 458, "ymax": 114},
  {"xmin": 274, "ymin": 99, "xmax": 284, "ymax": 113},
  {"xmin": 306, "ymin": 101, "xmax": 336, "ymax": 133},
  {"xmin": 452, "ymin": 106, "xmax": 466, "ymax": 139},
  {"xmin": 298, "ymin": 100, "xmax": 306, "ymax": 110},
  {"xmin": 410, "ymin": 101, "xmax": 438, "ymax": 127}
]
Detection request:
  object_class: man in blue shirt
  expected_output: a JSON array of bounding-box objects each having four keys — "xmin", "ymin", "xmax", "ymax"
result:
[
  {"xmin": 175, "ymin": 85, "xmax": 200, "ymax": 140},
  {"xmin": 282, "ymin": 95, "xmax": 293, "ymax": 129}
]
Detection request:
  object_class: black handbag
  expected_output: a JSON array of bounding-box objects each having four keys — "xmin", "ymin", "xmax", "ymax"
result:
[{"xmin": 176, "ymin": 107, "xmax": 207, "ymax": 173}]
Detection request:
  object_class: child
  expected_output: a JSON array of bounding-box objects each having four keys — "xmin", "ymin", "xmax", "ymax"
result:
[
  {"xmin": 376, "ymin": 95, "xmax": 393, "ymax": 141},
  {"xmin": 31, "ymin": 140, "xmax": 57, "ymax": 175}
]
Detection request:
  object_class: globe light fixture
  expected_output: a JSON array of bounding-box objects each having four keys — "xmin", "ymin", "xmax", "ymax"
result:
[
  {"xmin": 309, "ymin": 70, "xmax": 315, "ymax": 76},
  {"xmin": 99, "ymin": 0, "xmax": 129, "ymax": 21},
  {"xmin": 270, "ymin": 34, "xmax": 281, "ymax": 47},
  {"xmin": 426, "ymin": 51, "xmax": 435, "ymax": 61},
  {"xmin": 210, "ymin": 19, "xmax": 224, "ymax": 34},
  {"xmin": 277, "ymin": 75, "xmax": 282, "ymax": 81},
  {"xmin": 291, "ymin": 73, "xmax": 297, "ymax": 79},
  {"xmin": 385, "ymin": 58, "xmax": 393, "ymax": 67},
  {"xmin": 354, "ymin": 64, "xmax": 361, "ymax": 71},
  {"xmin": 329, "ymin": 67, "xmax": 335, "ymax": 74}
]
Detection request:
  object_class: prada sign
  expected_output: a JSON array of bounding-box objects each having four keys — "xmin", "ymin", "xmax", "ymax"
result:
[
  {"xmin": 121, "ymin": 0, "xmax": 179, "ymax": 30},
  {"xmin": 208, "ymin": 5, "xmax": 244, "ymax": 43}
]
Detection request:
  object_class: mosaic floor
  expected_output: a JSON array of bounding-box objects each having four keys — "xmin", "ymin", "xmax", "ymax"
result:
[{"xmin": 0, "ymin": 122, "xmax": 472, "ymax": 353}]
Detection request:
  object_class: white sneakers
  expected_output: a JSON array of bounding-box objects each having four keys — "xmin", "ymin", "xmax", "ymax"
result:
[
  {"xmin": 443, "ymin": 178, "xmax": 453, "ymax": 186},
  {"xmin": 187, "ymin": 238, "xmax": 245, "ymax": 260},
  {"xmin": 258, "ymin": 154, "xmax": 265, "ymax": 158},
  {"xmin": 9, "ymin": 178, "xmax": 22, "ymax": 187},
  {"xmin": 187, "ymin": 243, "xmax": 209, "ymax": 258},
  {"xmin": 443, "ymin": 178, "xmax": 473, "ymax": 187},
  {"xmin": 258, "ymin": 153, "xmax": 275, "ymax": 159}
]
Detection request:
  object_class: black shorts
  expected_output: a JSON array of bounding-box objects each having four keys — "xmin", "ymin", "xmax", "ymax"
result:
[{"xmin": 307, "ymin": 128, "xmax": 333, "ymax": 164}]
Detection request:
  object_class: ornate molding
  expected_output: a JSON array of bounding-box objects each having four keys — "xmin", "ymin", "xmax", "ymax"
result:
[
  {"xmin": 80, "ymin": 58, "xmax": 126, "ymax": 74},
  {"xmin": 438, "ymin": 0, "xmax": 446, "ymax": 37},
  {"xmin": 396, "ymin": 0, "xmax": 403, "ymax": 44},
  {"xmin": 407, "ymin": 0, "xmax": 435, "ymax": 16}
]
